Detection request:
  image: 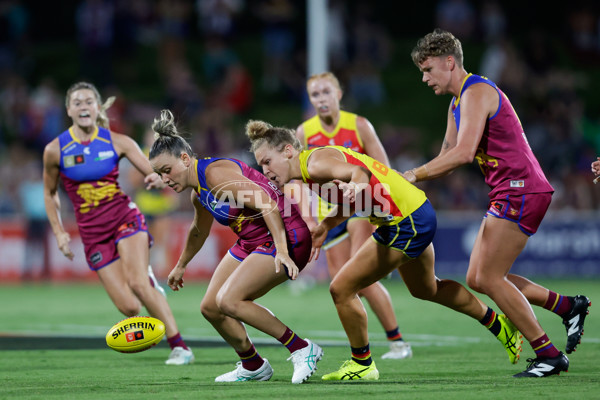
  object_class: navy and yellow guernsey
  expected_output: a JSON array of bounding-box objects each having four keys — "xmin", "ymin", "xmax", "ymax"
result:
[
  {"xmin": 298, "ymin": 146, "xmax": 427, "ymax": 227},
  {"xmin": 301, "ymin": 110, "xmax": 366, "ymax": 222},
  {"xmin": 58, "ymin": 126, "xmax": 137, "ymax": 244},
  {"xmin": 302, "ymin": 110, "xmax": 365, "ymax": 152}
]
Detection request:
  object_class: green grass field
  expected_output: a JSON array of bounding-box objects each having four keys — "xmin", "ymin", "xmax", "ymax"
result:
[{"xmin": 1, "ymin": 279, "xmax": 598, "ymax": 399}]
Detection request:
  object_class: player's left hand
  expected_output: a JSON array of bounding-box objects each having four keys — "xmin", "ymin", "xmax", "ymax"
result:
[
  {"xmin": 144, "ymin": 172, "xmax": 166, "ymax": 190},
  {"xmin": 309, "ymin": 223, "xmax": 327, "ymax": 262},
  {"xmin": 275, "ymin": 251, "xmax": 299, "ymax": 280}
]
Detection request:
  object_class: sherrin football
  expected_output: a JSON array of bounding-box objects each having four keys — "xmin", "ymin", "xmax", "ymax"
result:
[{"xmin": 106, "ymin": 316, "xmax": 166, "ymax": 353}]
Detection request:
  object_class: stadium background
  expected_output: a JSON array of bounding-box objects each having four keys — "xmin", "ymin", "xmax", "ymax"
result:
[{"xmin": 1, "ymin": 0, "xmax": 599, "ymax": 282}]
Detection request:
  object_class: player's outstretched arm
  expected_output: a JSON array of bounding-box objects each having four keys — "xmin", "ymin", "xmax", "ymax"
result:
[{"xmin": 168, "ymin": 192, "xmax": 213, "ymax": 291}]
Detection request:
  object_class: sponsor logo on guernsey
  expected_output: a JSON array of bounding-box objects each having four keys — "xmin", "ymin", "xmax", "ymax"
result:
[
  {"xmin": 112, "ymin": 321, "xmax": 156, "ymax": 340},
  {"xmin": 95, "ymin": 150, "xmax": 115, "ymax": 161},
  {"xmin": 510, "ymin": 180, "xmax": 525, "ymax": 188},
  {"xmin": 63, "ymin": 144, "xmax": 76, "ymax": 154},
  {"xmin": 63, "ymin": 154, "xmax": 85, "ymax": 168}
]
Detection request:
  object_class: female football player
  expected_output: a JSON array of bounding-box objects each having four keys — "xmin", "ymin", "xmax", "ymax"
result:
[
  {"xmin": 247, "ymin": 119, "xmax": 523, "ymax": 381},
  {"xmin": 296, "ymin": 72, "xmax": 411, "ymax": 359},
  {"xmin": 43, "ymin": 82, "xmax": 194, "ymax": 365},
  {"xmin": 149, "ymin": 109, "xmax": 323, "ymax": 384}
]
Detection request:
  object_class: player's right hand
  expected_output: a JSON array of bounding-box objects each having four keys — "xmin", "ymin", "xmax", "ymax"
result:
[
  {"xmin": 167, "ymin": 265, "xmax": 186, "ymax": 291},
  {"xmin": 56, "ymin": 232, "xmax": 74, "ymax": 260}
]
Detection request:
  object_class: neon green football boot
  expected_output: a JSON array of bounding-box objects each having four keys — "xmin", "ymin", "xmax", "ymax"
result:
[
  {"xmin": 321, "ymin": 359, "xmax": 379, "ymax": 381},
  {"xmin": 497, "ymin": 314, "xmax": 523, "ymax": 364}
]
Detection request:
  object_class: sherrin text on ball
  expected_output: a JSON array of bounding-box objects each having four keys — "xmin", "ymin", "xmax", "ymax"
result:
[{"xmin": 106, "ymin": 316, "xmax": 166, "ymax": 353}]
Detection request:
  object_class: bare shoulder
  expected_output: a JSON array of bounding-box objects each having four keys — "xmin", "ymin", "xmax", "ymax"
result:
[
  {"xmin": 356, "ymin": 115, "xmax": 374, "ymax": 131},
  {"xmin": 296, "ymin": 123, "xmax": 305, "ymax": 141},
  {"xmin": 110, "ymin": 130, "xmax": 134, "ymax": 145},
  {"xmin": 43, "ymin": 138, "xmax": 60, "ymax": 165},
  {"xmin": 307, "ymin": 147, "xmax": 344, "ymax": 170},
  {"xmin": 204, "ymin": 159, "xmax": 244, "ymax": 187},
  {"xmin": 110, "ymin": 130, "xmax": 138, "ymax": 156},
  {"xmin": 462, "ymin": 82, "xmax": 498, "ymax": 116}
]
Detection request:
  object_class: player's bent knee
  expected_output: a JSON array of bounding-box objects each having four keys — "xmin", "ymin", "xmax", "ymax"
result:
[
  {"xmin": 200, "ymin": 299, "xmax": 223, "ymax": 321},
  {"xmin": 465, "ymin": 275, "xmax": 482, "ymax": 292},
  {"xmin": 128, "ymin": 279, "xmax": 154, "ymax": 298},
  {"xmin": 329, "ymin": 280, "xmax": 355, "ymax": 305},
  {"xmin": 117, "ymin": 302, "xmax": 142, "ymax": 317},
  {"xmin": 216, "ymin": 298, "xmax": 240, "ymax": 319},
  {"xmin": 215, "ymin": 291, "xmax": 242, "ymax": 319},
  {"xmin": 466, "ymin": 273, "xmax": 492, "ymax": 294}
]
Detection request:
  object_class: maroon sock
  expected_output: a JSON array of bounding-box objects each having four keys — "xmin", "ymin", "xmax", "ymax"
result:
[
  {"xmin": 278, "ymin": 327, "xmax": 308, "ymax": 354},
  {"xmin": 237, "ymin": 344, "xmax": 264, "ymax": 371},
  {"xmin": 543, "ymin": 291, "xmax": 573, "ymax": 317},
  {"xmin": 167, "ymin": 333, "xmax": 189, "ymax": 350},
  {"xmin": 530, "ymin": 334, "xmax": 560, "ymax": 359}
]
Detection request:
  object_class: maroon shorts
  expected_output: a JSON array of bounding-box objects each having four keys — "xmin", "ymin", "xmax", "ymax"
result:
[
  {"xmin": 84, "ymin": 212, "xmax": 153, "ymax": 271},
  {"xmin": 228, "ymin": 225, "xmax": 311, "ymax": 279},
  {"xmin": 486, "ymin": 192, "xmax": 552, "ymax": 236}
]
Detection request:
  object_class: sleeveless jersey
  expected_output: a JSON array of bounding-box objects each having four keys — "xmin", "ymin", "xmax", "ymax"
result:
[
  {"xmin": 452, "ymin": 74, "xmax": 553, "ymax": 198},
  {"xmin": 302, "ymin": 110, "xmax": 365, "ymax": 152},
  {"xmin": 194, "ymin": 157, "xmax": 305, "ymax": 238},
  {"xmin": 298, "ymin": 146, "xmax": 427, "ymax": 226},
  {"xmin": 58, "ymin": 126, "xmax": 136, "ymax": 241},
  {"xmin": 302, "ymin": 110, "xmax": 366, "ymax": 221}
]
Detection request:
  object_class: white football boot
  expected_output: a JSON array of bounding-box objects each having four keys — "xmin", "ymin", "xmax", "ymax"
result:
[
  {"xmin": 287, "ymin": 339, "xmax": 323, "ymax": 384},
  {"xmin": 381, "ymin": 340, "xmax": 413, "ymax": 360},
  {"xmin": 165, "ymin": 347, "xmax": 195, "ymax": 365},
  {"xmin": 215, "ymin": 359, "xmax": 273, "ymax": 382}
]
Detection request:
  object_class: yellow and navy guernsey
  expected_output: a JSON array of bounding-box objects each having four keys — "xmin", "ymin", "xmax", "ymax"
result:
[
  {"xmin": 301, "ymin": 110, "xmax": 365, "ymax": 222},
  {"xmin": 298, "ymin": 146, "xmax": 427, "ymax": 227}
]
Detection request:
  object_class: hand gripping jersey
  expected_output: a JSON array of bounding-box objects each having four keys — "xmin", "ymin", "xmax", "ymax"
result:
[
  {"xmin": 193, "ymin": 157, "xmax": 305, "ymax": 238},
  {"xmin": 58, "ymin": 127, "xmax": 138, "ymax": 244},
  {"xmin": 451, "ymin": 74, "xmax": 554, "ymax": 198},
  {"xmin": 298, "ymin": 146, "xmax": 427, "ymax": 227},
  {"xmin": 301, "ymin": 110, "xmax": 366, "ymax": 221}
]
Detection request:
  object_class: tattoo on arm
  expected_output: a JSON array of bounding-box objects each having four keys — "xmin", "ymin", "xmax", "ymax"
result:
[{"xmin": 442, "ymin": 139, "xmax": 450, "ymax": 150}]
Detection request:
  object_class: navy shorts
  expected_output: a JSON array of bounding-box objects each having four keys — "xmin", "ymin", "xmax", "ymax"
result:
[
  {"xmin": 322, "ymin": 214, "xmax": 368, "ymax": 250},
  {"xmin": 371, "ymin": 200, "xmax": 436, "ymax": 259}
]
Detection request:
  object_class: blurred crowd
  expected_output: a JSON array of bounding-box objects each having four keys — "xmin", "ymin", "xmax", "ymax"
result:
[{"xmin": 1, "ymin": 0, "xmax": 600, "ymax": 230}]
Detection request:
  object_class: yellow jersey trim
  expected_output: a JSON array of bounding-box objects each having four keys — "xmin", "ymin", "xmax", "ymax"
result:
[
  {"xmin": 68, "ymin": 126, "xmax": 99, "ymax": 144},
  {"xmin": 453, "ymin": 73, "xmax": 473, "ymax": 107}
]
